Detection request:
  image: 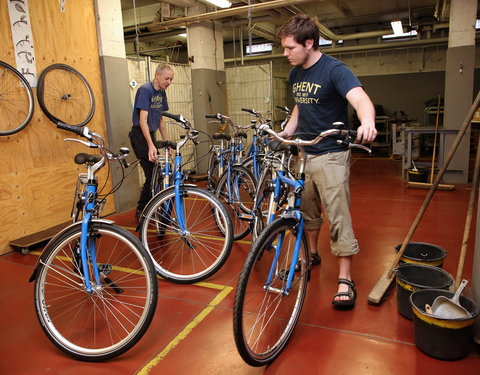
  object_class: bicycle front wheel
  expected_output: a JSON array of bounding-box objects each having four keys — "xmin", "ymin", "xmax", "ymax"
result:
[
  {"xmin": 33, "ymin": 223, "xmax": 158, "ymax": 361},
  {"xmin": 0, "ymin": 61, "xmax": 34, "ymax": 136},
  {"xmin": 233, "ymin": 217, "xmax": 309, "ymax": 366},
  {"xmin": 139, "ymin": 186, "xmax": 233, "ymax": 283},
  {"xmin": 37, "ymin": 63, "xmax": 95, "ymax": 126}
]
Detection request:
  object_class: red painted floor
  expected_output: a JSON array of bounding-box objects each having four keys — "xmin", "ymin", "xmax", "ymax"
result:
[{"xmin": 1, "ymin": 157, "xmax": 479, "ymax": 374}]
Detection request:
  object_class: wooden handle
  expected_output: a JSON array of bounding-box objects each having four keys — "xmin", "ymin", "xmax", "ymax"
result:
[
  {"xmin": 386, "ymin": 90, "xmax": 480, "ymax": 278},
  {"xmin": 454, "ymin": 134, "xmax": 480, "ymax": 288}
]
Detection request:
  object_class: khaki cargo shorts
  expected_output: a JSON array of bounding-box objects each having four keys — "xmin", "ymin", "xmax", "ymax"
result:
[{"xmin": 300, "ymin": 150, "xmax": 360, "ymax": 257}]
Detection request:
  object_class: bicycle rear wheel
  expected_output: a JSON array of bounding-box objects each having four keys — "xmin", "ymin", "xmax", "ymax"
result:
[
  {"xmin": 215, "ymin": 165, "xmax": 256, "ymax": 241},
  {"xmin": 233, "ymin": 217, "xmax": 309, "ymax": 366},
  {"xmin": 0, "ymin": 61, "xmax": 34, "ymax": 136},
  {"xmin": 33, "ymin": 223, "xmax": 158, "ymax": 361},
  {"xmin": 139, "ymin": 186, "xmax": 233, "ymax": 283},
  {"xmin": 37, "ymin": 63, "xmax": 94, "ymax": 126}
]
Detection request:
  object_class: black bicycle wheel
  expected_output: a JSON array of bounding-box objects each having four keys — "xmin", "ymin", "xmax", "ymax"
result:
[
  {"xmin": 215, "ymin": 165, "xmax": 256, "ymax": 241},
  {"xmin": 37, "ymin": 63, "xmax": 95, "ymax": 126},
  {"xmin": 33, "ymin": 222, "xmax": 158, "ymax": 361},
  {"xmin": 0, "ymin": 61, "xmax": 34, "ymax": 136},
  {"xmin": 233, "ymin": 217, "xmax": 309, "ymax": 366}
]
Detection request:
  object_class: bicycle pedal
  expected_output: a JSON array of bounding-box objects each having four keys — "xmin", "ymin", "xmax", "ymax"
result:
[{"xmin": 238, "ymin": 213, "xmax": 253, "ymax": 221}]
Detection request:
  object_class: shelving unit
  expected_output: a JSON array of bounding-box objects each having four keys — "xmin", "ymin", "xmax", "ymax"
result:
[{"xmin": 371, "ymin": 115, "xmax": 390, "ymax": 151}]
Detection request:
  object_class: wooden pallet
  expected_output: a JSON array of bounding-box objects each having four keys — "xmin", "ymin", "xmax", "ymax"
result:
[{"xmin": 9, "ymin": 221, "xmax": 71, "ymax": 254}]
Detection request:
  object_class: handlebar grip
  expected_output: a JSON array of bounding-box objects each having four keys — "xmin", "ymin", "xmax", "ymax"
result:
[
  {"xmin": 57, "ymin": 122, "xmax": 86, "ymax": 137},
  {"xmin": 162, "ymin": 112, "xmax": 181, "ymax": 122},
  {"xmin": 205, "ymin": 114, "xmax": 218, "ymax": 119},
  {"xmin": 241, "ymin": 108, "xmax": 256, "ymax": 115}
]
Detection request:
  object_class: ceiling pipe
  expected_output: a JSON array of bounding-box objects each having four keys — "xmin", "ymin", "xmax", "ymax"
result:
[
  {"xmin": 129, "ymin": 0, "xmax": 313, "ymax": 31},
  {"xmin": 225, "ymin": 36, "xmax": 450, "ymax": 63}
]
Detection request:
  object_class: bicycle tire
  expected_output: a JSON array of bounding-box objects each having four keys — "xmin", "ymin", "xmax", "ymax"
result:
[
  {"xmin": 233, "ymin": 217, "xmax": 309, "ymax": 366},
  {"xmin": 0, "ymin": 61, "xmax": 34, "ymax": 136},
  {"xmin": 151, "ymin": 159, "xmax": 167, "ymax": 197},
  {"xmin": 37, "ymin": 63, "xmax": 95, "ymax": 126},
  {"xmin": 207, "ymin": 148, "xmax": 221, "ymax": 190},
  {"xmin": 215, "ymin": 165, "xmax": 256, "ymax": 241},
  {"xmin": 139, "ymin": 186, "xmax": 233, "ymax": 283},
  {"xmin": 251, "ymin": 165, "xmax": 274, "ymax": 242},
  {"xmin": 33, "ymin": 222, "xmax": 158, "ymax": 361}
]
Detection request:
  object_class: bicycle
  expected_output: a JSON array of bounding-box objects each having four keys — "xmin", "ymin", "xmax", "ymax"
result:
[
  {"xmin": 150, "ymin": 139, "xmax": 177, "ymax": 197},
  {"xmin": 206, "ymin": 113, "xmax": 257, "ymax": 241},
  {"xmin": 233, "ymin": 123, "xmax": 370, "ymax": 366},
  {"xmin": 249, "ymin": 138, "xmax": 298, "ymax": 242},
  {"xmin": 29, "ymin": 122, "xmax": 158, "ymax": 362},
  {"xmin": 138, "ymin": 112, "xmax": 234, "ymax": 284},
  {"xmin": 0, "ymin": 60, "xmax": 34, "ymax": 136},
  {"xmin": 37, "ymin": 63, "xmax": 95, "ymax": 127}
]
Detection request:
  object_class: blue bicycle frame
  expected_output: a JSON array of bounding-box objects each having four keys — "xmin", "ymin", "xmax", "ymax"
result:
[
  {"xmin": 80, "ymin": 180, "xmax": 100, "ymax": 294},
  {"xmin": 262, "ymin": 168, "xmax": 305, "ymax": 295}
]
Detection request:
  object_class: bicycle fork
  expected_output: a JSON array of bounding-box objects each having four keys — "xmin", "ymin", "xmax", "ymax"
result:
[{"xmin": 264, "ymin": 217, "xmax": 305, "ymax": 296}]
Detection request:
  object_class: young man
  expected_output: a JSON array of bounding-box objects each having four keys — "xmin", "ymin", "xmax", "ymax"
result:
[
  {"xmin": 278, "ymin": 15, "xmax": 377, "ymax": 308},
  {"xmin": 129, "ymin": 64, "xmax": 174, "ymax": 220}
]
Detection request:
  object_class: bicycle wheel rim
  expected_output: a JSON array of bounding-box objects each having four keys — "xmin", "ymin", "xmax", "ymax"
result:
[
  {"xmin": 233, "ymin": 218, "xmax": 308, "ymax": 366},
  {"xmin": 0, "ymin": 61, "xmax": 34, "ymax": 136},
  {"xmin": 140, "ymin": 186, "xmax": 233, "ymax": 283},
  {"xmin": 33, "ymin": 223, "xmax": 157, "ymax": 361},
  {"xmin": 37, "ymin": 63, "xmax": 95, "ymax": 126}
]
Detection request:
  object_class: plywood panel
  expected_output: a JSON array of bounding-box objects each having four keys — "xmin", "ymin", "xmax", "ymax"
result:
[{"xmin": 0, "ymin": 1, "xmax": 114, "ymax": 254}]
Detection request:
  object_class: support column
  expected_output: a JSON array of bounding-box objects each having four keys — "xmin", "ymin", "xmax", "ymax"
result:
[
  {"xmin": 442, "ymin": 0, "xmax": 477, "ymax": 183},
  {"xmin": 187, "ymin": 5, "xmax": 226, "ymax": 174},
  {"xmin": 94, "ymin": 0, "xmax": 138, "ymax": 212}
]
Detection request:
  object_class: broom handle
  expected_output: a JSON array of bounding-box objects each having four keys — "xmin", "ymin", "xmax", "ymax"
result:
[
  {"xmin": 387, "ymin": 90, "xmax": 480, "ymax": 278},
  {"xmin": 430, "ymin": 95, "xmax": 442, "ymax": 183},
  {"xmin": 455, "ymin": 133, "xmax": 480, "ymax": 288}
]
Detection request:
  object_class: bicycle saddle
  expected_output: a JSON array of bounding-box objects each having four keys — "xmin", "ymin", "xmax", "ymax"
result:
[
  {"xmin": 74, "ymin": 153, "xmax": 102, "ymax": 165},
  {"xmin": 155, "ymin": 140, "xmax": 177, "ymax": 149},
  {"xmin": 268, "ymin": 140, "xmax": 298, "ymax": 156},
  {"xmin": 213, "ymin": 133, "xmax": 231, "ymax": 141}
]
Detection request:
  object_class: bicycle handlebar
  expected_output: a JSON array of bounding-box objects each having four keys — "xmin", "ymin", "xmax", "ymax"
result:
[
  {"xmin": 258, "ymin": 123, "xmax": 371, "ymax": 153},
  {"xmin": 163, "ymin": 112, "xmax": 191, "ymax": 128}
]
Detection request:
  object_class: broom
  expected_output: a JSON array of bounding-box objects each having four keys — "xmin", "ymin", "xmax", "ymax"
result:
[{"xmin": 368, "ymin": 90, "xmax": 480, "ymax": 305}]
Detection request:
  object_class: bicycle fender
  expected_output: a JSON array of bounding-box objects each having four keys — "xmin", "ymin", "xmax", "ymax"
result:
[{"xmin": 28, "ymin": 219, "xmax": 115, "ymax": 282}]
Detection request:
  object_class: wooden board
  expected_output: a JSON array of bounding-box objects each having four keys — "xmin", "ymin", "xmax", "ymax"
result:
[{"xmin": 0, "ymin": 1, "xmax": 114, "ymax": 254}]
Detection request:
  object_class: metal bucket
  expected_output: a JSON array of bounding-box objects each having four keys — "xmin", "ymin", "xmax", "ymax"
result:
[
  {"xmin": 410, "ymin": 289, "xmax": 477, "ymax": 360},
  {"xmin": 394, "ymin": 264, "xmax": 453, "ymax": 320}
]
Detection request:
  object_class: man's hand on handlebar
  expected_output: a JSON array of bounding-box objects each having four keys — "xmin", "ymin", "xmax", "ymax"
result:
[{"xmin": 355, "ymin": 123, "xmax": 377, "ymax": 144}]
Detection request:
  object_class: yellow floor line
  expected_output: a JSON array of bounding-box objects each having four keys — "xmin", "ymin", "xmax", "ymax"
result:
[{"xmin": 138, "ymin": 286, "xmax": 233, "ymax": 374}]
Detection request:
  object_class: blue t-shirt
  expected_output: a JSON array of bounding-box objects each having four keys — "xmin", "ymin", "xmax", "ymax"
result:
[
  {"xmin": 289, "ymin": 54, "xmax": 361, "ymax": 154},
  {"xmin": 132, "ymin": 81, "xmax": 169, "ymax": 132}
]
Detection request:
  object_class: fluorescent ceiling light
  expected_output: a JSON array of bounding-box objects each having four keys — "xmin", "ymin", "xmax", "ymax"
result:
[
  {"xmin": 178, "ymin": 33, "xmax": 187, "ymax": 38},
  {"xmin": 246, "ymin": 42, "xmax": 272, "ymax": 54},
  {"xmin": 319, "ymin": 37, "xmax": 343, "ymax": 46},
  {"xmin": 202, "ymin": 0, "xmax": 232, "ymax": 8},
  {"xmin": 391, "ymin": 20, "xmax": 404, "ymax": 36},
  {"xmin": 383, "ymin": 30, "xmax": 417, "ymax": 39}
]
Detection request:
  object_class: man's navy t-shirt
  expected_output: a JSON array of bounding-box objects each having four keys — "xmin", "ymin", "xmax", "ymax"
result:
[
  {"xmin": 288, "ymin": 53, "xmax": 361, "ymax": 154},
  {"xmin": 132, "ymin": 81, "xmax": 169, "ymax": 132}
]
